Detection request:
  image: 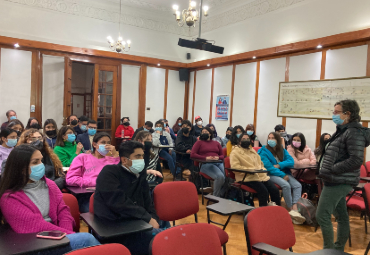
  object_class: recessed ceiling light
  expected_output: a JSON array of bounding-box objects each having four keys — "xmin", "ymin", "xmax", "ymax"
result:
[
  {"xmin": 317, "ymin": 45, "xmax": 322, "ymax": 49},
  {"xmin": 253, "ymin": 56, "xmax": 256, "ymax": 59},
  {"xmin": 157, "ymin": 63, "xmax": 161, "ymax": 66},
  {"xmin": 14, "ymin": 43, "xmax": 20, "ymax": 48},
  {"xmin": 207, "ymin": 64, "xmax": 210, "ymax": 67}
]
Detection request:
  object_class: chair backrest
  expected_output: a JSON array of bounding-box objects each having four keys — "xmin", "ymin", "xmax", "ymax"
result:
[
  {"xmin": 66, "ymin": 243, "xmax": 131, "ymax": 255},
  {"xmin": 62, "ymin": 193, "xmax": 80, "ymax": 232},
  {"xmin": 224, "ymin": 157, "xmax": 235, "ymax": 179},
  {"xmin": 364, "ymin": 184, "xmax": 370, "ymax": 218},
  {"xmin": 244, "ymin": 206, "xmax": 296, "ymax": 255},
  {"xmin": 153, "ymin": 182, "xmax": 199, "ymax": 221},
  {"xmin": 150, "ymin": 223, "xmax": 222, "ymax": 255},
  {"xmin": 360, "ymin": 165, "xmax": 367, "ymax": 183},
  {"xmin": 252, "ymin": 147, "xmax": 261, "ymax": 153},
  {"xmin": 222, "ymin": 147, "xmax": 227, "ymax": 157},
  {"xmin": 89, "ymin": 193, "xmax": 95, "ymax": 213},
  {"xmin": 366, "ymin": 161, "xmax": 370, "ymax": 177}
]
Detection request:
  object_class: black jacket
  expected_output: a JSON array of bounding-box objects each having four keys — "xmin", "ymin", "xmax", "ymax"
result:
[
  {"xmin": 74, "ymin": 126, "xmax": 85, "ymax": 136},
  {"xmin": 76, "ymin": 133, "xmax": 92, "ymax": 151},
  {"xmin": 192, "ymin": 125, "xmax": 203, "ymax": 137},
  {"xmin": 175, "ymin": 132, "xmax": 197, "ymax": 153},
  {"xmin": 94, "ymin": 163, "xmax": 159, "ymax": 223},
  {"xmin": 132, "ymin": 127, "xmax": 154, "ymax": 140},
  {"xmin": 319, "ymin": 122, "xmax": 370, "ymax": 186}
]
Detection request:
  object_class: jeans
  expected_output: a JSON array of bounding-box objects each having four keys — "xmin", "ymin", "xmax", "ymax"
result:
[
  {"xmin": 269, "ymin": 175, "xmax": 302, "ymax": 208},
  {"xmin": 316, "ymin": 184, "xmax": 353, "ymax": 250},
  {"xmin": 200, "ymin": 162, "xmax": 225, "ymax": 197},
  {"xmin": 242, "ymin": 180, "xmax": 281, "ymax": 207},
  {"xmin": 159, "ymin": 150, "xmax": 180, "ymax": 175},
  {"xmin": 77, "ymin": 193, "xmax": 93, "ymax": 213}
]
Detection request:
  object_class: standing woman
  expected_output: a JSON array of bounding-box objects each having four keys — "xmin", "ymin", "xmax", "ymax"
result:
[
  {"xmin": 226, "ymin": 125, "xmax": 244, "ymax": 156},
  {"xmin": 0, "ymin": 128, "xmax": 18, "ymax": 174},
  {"xmin": 54, "ymin": 126, "xmax": 84, "ymax": 167},
  {"xmin": 245, "ymin": 124, "xmax": 260, "ymax": 147},
  {"xmin": 314, "ymin": 133, "xmax": 331, "ymax": 161},
  {"xmin": 172, "ymin": 117, "xmax": 183, "ymax": 134},
  {"xmin": 43, "ymin": 119, "xmax": 58, "ymax": 149},
  {"xmin": 191, "ymin": 127, "xmax": 225, "ymax": 197},
  {"xmin": 258, "ymin": 132, "xmax": 305, "ymax": 224},
  {"xmin": 316, "ymin": 100, "xmax": 370, "ymax": 250},
  {"xmin": 7, "ymin": 119, "xmax": 24, "ymax": 137}
]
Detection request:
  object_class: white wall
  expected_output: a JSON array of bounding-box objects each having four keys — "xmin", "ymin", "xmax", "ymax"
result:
[
  {"xmin": 42, "ymin": 55, "xmax": 64, "ymax": 127},
  {"xmin": 145, "ymin": 67, "xmax": 166, "ymax": 124},
  {"xmin": 188, "ymin": 72, "xmax": 194, "ymax": 121},
  {"xmin": 121, "ymin": 65, "xmax": 140, "ymax": 129},
  {"xmin": 0, "ymin": 48, "xmax": 32, "ymax": 126},
  {"xmin": 166, "ymin": 70, "xmax": 185, "ymax": 127},
  {"xmin": 232, "ymin": 62, "xmax": 257, "ymax": 127},
  {"xmin": 193, "ymin": 69, "xmax": 212, "ymax": 126}
]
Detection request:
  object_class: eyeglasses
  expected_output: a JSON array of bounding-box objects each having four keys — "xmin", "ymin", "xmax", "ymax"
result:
[
  {"xmin": 29, "ymin": 137, "xmax": 43, "ymax": 142},
  {"xmin": 88, "ymin": 127, "xmax": 97, "ymax": 129},
  {"xmin": 332, "ymin": 111, "xmax": 343, "ymax": 115}
]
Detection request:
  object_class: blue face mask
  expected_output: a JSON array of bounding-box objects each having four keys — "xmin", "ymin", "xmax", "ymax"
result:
[
  {"xmin": 155, "ymin": 127, "xmax": 162, "ymax": 132},
  {"xmin": 268, "ymin": 140, "xmax": 277, "ymax": 148},
  {"xmin": 164, "ymin": 123, "xmax": 167, "ymax": 128},
  {"xmin": 66, "ymin": 134, "xmax": 76, "ymax": 143},
  {"xmin": 332, "ymin": 114, "xmax": 345, "ymax": 125},
  {"xmin": 6, "ymin": 138, "xmax": 17, "ymax": 147},
  {"xmin": 10, "ymin": 116, "xmax": 17, "ymax": 120},
  {"xmin": 247, "ymin": 131, "xmax": 254, "ymax": 136},
  {"xmin": 178, "ymin": 123, "xmax": 182, "ymax": 126},
  {"xmin": 126, "ymin": 158, "xmax": 145, "ymax": 174},
  {"xmin": 236, "ymin": 134, "xmax": 241, "ymax": 138},
  {"xmin": 143, "ymin": 128, "xmax": 149, "ymax": 131},
  {"xmin": 97, "ymin": 144, "xmax": 109, "ymax": 156},
  {"xmin": 80, "ymin": 125, "xmax": 87, "ymax": 132},
  {"xmin": 88, "ymin": 128, "xmax": 96, "ymax": 136},
  {"xmin": 29, "ymin": 163, "xmax": 45, "ymax": 182}
]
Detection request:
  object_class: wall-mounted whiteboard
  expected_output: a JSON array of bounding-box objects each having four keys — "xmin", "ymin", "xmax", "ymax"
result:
[{"xmin": 277, "ymin": 76, "xmax": 370, "ymax": 121}]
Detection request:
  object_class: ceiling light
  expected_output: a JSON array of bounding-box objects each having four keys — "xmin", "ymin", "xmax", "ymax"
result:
[
  {"xmin": 14, "ymin": 43, "xmax": 20, "ymax": 48},
  {"xmin": 172, "ymin": 4, "xmax": 179, "ymax": 11},
  {"xmin": 203, "ymin": 6, "xmax": 209, "ymax": 16},
  {"xmin": 317, "ymin": 45, "xmax": 322, "ymax": 48},
  {"xmin": 207, "ymin": 64, "xmax": 210, "ymax": 67},
  {"xmin": 253, "ymin": 56, "xmax": 256, "ymax": 59},
  {"xmin": 157, "ymin": 63, "xmax": 161, "ymax": 66},
  {"xmin": 172, "ymin": 1, "xmax": 208, "ymax": 28},
  {"xmin": 190, "ymin": 1, "xmax": 196, "ymax": 7}
]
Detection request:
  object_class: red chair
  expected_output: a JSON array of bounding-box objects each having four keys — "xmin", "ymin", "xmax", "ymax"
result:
[
  {"xmin": 222, "ymin": 147, "xmax": 227, "ymax": 157},
  {"xmin": 194, "ymin": 160, "xmax": 215, "ymax": 205},
  {"xmin": 252, "ymin": 147, "xmax": 261, "ymax": 153},
  {"xmin": 89, "ymin": 193, "xmax": 95, "ymax": 213},
  {"xmin": 66, "ymin": 243, "xmax": 131, "ymax": 255},
  {"xmin": 150, "ymin": 223, "xmax": 222, "ymax": 255},
  {"xmin": 62, "ymin": 193, "xmax": 80, "ymax": 232},
  {"xmin": 244, "ymin": 206, "xmax": 296, "ymax": 255},
  {"xmin": 363, "ymin": 184, "xmax": 370, "ymax": 255},
  {"xmin": 365, "ymin": 161, "xmax": 370, "ymax": 177},
  {"xmin": 153, "ymin": 182, "xmax": 229, "ymax": 255}
]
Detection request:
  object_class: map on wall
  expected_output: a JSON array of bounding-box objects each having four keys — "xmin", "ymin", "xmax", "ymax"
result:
[{"xmin": 278, "ymin": 77, "xmax": 370, "ymax": 121}]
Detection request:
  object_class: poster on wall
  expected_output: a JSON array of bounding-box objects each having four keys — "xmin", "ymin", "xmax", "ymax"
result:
[{"xmin": 215, "ymin": 95, "xmax": 229, "ymax": 121}]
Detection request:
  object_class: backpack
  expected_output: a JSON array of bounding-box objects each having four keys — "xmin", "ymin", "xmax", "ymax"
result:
[{"xmin": 297, "ymin": 193, "xmax": 317, "ymax": 226}]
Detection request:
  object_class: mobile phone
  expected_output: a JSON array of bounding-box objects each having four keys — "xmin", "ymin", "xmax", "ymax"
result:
[{"xmin": 36, "ymin": 231, "xmax": 66, "ymax": 240}]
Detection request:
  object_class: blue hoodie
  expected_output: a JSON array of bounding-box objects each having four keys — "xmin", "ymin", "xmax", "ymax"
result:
[{"xmin": 258, "ymin": 146, "xmax": 294, "ymax": 178}]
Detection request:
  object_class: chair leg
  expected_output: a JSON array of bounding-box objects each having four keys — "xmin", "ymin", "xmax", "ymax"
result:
[
  {"xmin": 365, "ymin": 212, "xmax": 368, "ymax": 234},
  {"xmin": 222, "ymin": 244, "xmax": 227, "ymax": 255},
  {"xmin": 348, "ymin": 221, "xmax": 352, "ymax": 247},
  {"xmin": 201, "ymin": 175, "xmax": 204, "ymax": 205},
  {"xmin": 289, "ymin": 247, "xmax": 293, "ymax": 252},
  {"xmin": 365, "ymin": 241, "xmax": 370, "ymax": 255},
  {"xmin": 172, "ymin": 221, "xmax": 175, "ymax": 226}
]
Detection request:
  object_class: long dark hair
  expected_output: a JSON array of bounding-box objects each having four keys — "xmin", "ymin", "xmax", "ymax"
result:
[
  {"xmin": 0, "ymin": 128, "xmax": 17, "ymax": 145},
  {"xmin": 206, "ymin": 123, "xmax": 218, "ymax": 137},
  {"xmin": 172, "ymin": 117, "xmax": 183, "ymax": 133},
  {"xmin": 201, "ymin": 127, "xmax": 214, "ymax": 139},
  {"xmin": 43, "ymin": 119, "xmax": 58, "ymax": 136},
  {"xmin": 7, "ymin": 119, "xmax": 24, "ymax": 133},
  {"xmin": 25, "ymin": 117, "xmax": 41, "ymax": 129},
  {"xmin": 291, "ymin": 132, "xmax": 306, "ymax": 153},
  {"xmin": 266, "ymin": 132, "xmax": 284, "ymax": 161},
  {"xmin": 314, "ymin": 133, "xmax": 331, "ymax": 158},
  {"xmin": 230, "ymin": 125, "xmax": 245, "ymax": 146},
  {"xmin": 245, "ymin": 124, "xmax": 257, "ymax": 142},
  {"xmin": 55, "ymin": 126, "xmax": 75, "ymax": 147},
  {"xmin": 92, "ymin": 132, "xmax": 111, "ymax": 152}
]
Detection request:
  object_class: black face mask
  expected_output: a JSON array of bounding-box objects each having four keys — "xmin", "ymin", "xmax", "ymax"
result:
[
  {"xmin": 226, "ymin": 134, "xmax": 231, "ymax": 139},
  {"xmin": 240, "ymin": 140, "xmax": 251, "ymax": 149},
  {"xmin": 71, "ymin": 120, "xmax": 78, "ymax": 126},
  {"xmin": 15, "ymin": 130, "xmax": 22, "ymax": 137},
  {"xmin": 144, "ymin": 141, "xmax": 152, "ymax": 151},
  {"xmin": 30, "ymin": 123, "xmax": 40, "ymax": 129},
  {"xmin": 123, "ymin": 122, "xmax": 130, "ymax": 126},
  {"xmin": 200, "ymin": 133, "xmax": 210, "ymax": 141},
  {"xmin": 31, "ymin": 140, "xmax": 44, "ymax": 150},
  {"xmin": 182, "ymin": 127, "xmax": 190, "ymax": 134},
  {"xmin": 45, "ymin": 130, "xmax": 57, "ymax": 137}
]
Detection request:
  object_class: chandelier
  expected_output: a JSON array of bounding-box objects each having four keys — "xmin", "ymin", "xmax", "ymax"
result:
[
  {"xmin": 172, "ymin": 0, "xmax": 208, "ymax": 27},
  {"xmin": 107, "ymin": 0, "xmax": 131, "ymax": 53}
]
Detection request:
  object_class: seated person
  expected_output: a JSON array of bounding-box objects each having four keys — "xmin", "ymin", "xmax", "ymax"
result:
[
  {"xmin": 226, "ymin": 125, "xmax": 244, "ymax": 156},
  {"xmin": 221, "ymin": 127, "xmax": 233, "ymax": 147},
  {"xmin": 161, "ymin": 119, "xmax": 176, "ymax": 142},
  {"xmin": 206, "ymin": 123, "xmax": 225, "ymax": 148},
  {"xmin": 68, "ymin": 114, "xmax": 78, "ymax": 128},
  {"xmin": 0, "ymin": 144, "xmax": 100, "ymax": 254},
  {"xmin": 94, "ymin": 141, "xmax": 170, "ymax": 255},
  {"xmin": 0, "ymin": 128, "xmax": 17, "ymax": 174},
  {"xmin": 7, "ymin": 119, "xmax": 24, "ymax": 138},
  {"xmin": 1, "ymin": 110, "xmax": 17, "ymax": 131},
  {"xmin": 43, "ymin": 119, "xmax": 58, "ymax": 149},
  {"xmin": 172, "ymin": 117, "xmax": 183, "ymax": 134},
  {"xmin": 230, "ymin": 133, "xmax": 281, "ymax": 207},
  {"xmin": 175, "ymin": 120, "xmax": 197, "ymax": 176},
  {"xmin": 245, "ymin": 124, "xmax": 260, "ymax": 147},
  {"xmin": 192, "ymin": 116, "xmax": 204, "ymax": 137},
  {"xmin": 258, "ymin": 132, "xmax": 305, "ymax": 224},
  {"xmin": 190, "ymin": 127, "xmax": 225, "ymax": 197},
  {"xmin": 314, "ymin": 133, "xmax": 331, "ymax": 162},
  {"xmin": 25, "ymin": 117, "xmax": 42, "ymax": 130},
  {"xmin": 76, "ymin": 119, "xmax": 98, "ymax": 151},
  {"xmin": 67, "ymin": 132, "xmax": 119, "ymax": 213},
  {"xmin": 115, "ymin": 117, "xmax": 135, "ymax": 139},
  {"xmin": 287, "ymin": 132, "xmax": 317, "ymax": 181},
  {"xmin": 132, "ymin": 121, "xmax": 154, "ymax": 140},
  {"xmin": 74, "ymin": 115, "xmax": 88, "ymax": 135},
  {"xmin": 275, "ymin": 124, "xmax": 292, "ymax": 149},
  {"xmin": 54, "ymin": 126, "xmax": 83, "ymax": 167}
]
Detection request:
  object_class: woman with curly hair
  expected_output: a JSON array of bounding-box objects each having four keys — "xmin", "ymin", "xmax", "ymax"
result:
[{"xmin": 172, "ymin": 117, "xmax": 183, "ymax": 134}]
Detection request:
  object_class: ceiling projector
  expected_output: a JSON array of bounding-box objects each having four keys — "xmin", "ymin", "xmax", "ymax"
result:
[{"xmin": 178, "ymin": 38, "xmax": 224, "ymax": 54}]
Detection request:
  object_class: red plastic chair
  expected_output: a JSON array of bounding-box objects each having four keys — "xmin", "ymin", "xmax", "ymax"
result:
[
  {"xmin": 89, "ymin": 193, "xmax": 95, "ymax": 213},
  {"xmin": 222, "ymin": 147, "xmax": 227, "ymax": 157},
  {"xmin": 150, "ymin": 223, "xmax": 222, "ymax": 255},
  {"xmin": 62, "ymin": 193, "xmax": 80, "ymax": 232},
  {"xmin": 365, "ymin": 161, "xmax": 370, "ymax": 177},
  {"xmin": 244, "ymin": 206, "xmax": 296, "ymax": 255},
  {"xmin": 252, "ymin": 147, "xmax": 261, "ymax": 153},
  {"xmin": 194, "ymin": 160, "xmax": 215, "ymax": 205},
  {"xmin": 361, "ymin": 165, "xmax": 368, "ymax": 183},
  {"xmin": 363, "ymin": 184, "xmax": 370, "ymax": 255},
  {"xmin": 153, "ymin": 182, "xmax": 228, "ymax": 255},
  {"xmin": 66, "ymin": 243, "xmax": 131, "ymax": 255}
]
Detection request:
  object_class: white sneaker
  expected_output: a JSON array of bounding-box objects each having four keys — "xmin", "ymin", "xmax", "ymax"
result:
[
  {"xmin": 289, "ymin": 210, "xmax": 306, "ymax": 224},
  {"xmin": 267, "ymin": 201, "xmax": 277, "ymax": 206}
]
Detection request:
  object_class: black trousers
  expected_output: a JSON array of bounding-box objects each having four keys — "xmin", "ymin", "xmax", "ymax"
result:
[{"xmin": 241, "ymin": 180, "xmax": 281, "ymax": 207}]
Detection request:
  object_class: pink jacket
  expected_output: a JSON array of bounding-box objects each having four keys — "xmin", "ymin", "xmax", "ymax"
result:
[
  {"xmin": 66, "ymin": 153, "xmax": 120, "ymax": 187},
  {"xmin": 0, "ymin": 178, "xmax": 75, "ymax": 234},
  {"xmin": 287, "ymin": 145, "xmax": 316, "ymax": 165}
]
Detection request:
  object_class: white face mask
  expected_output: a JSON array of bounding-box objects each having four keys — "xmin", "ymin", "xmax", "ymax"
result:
[{"xmin": 197, "ymin": 121, "xmax": 203, "ymax": 126}]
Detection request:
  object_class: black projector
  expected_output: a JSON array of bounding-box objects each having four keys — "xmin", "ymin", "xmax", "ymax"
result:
[{"xmin": 178, "ymin": 38, "xmax": 224, "ymax": 54}]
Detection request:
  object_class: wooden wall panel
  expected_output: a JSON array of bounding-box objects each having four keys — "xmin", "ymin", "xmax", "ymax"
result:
[
  {"xmin": 31, "ymin": 51, "xmax": 43, "ymax": 123},
  {"xmin": 315, "ymin": 50, "xmax": 327, "ymax": 147},
  {"xmin": 229, "ymin": 64, "xmax": 236, "ymax": 126},
  {"xmin": 253, "ymin": 62, "xmax": 260, "ymax": 130},
  {"xmin": 209, "ymin": 68, "xmax": 215, "ymax": 124},
  {"xmin": 163, "ymin": 69, "xmax": 169, "ymax": 119},
  {"xmin": 282, "ymin": 56, "xmax": 290, "ymax": 127},
  {"xmin": 191, "ymin": 71, "xmax": 197, "ymax": 122},
  {"xmin": 138, "ymin": 64, "xmax": 147, "ymax": 128},
  {"xmin": 63, "ymin": 57, "xmax": 72, "ymax": 125},
  {"xmin": 183, "ymin": 80, "xmax": 189, "ymax": 120}
]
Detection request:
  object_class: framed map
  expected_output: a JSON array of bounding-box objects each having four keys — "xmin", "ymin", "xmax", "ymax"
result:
[{"xmin": 277, "ymin": 76, "xmax": 370, "ymax": 121}]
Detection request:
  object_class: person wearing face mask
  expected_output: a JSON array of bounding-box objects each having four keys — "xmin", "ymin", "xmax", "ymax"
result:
[
  {"xmin": 43, "ymin": 119, "xmax": 58, "ymax": 149},
  {"xmin": 73, "ymin": 115, "xmax": 88, "ymax": 136},
  {"xmin": 221, "ymin": 127, "xmax": 233, "ymax": 147},
  {"xmin": 193, "ymin": 116, "xmax": 204, "ymax": 137},
  {"xmin": 314, "ymin": 133, "xmax": 331, "ymax": 161},
  {"xmin": 68, "ymin": 114, "xmax": 78, "ymax": 128},
  {"xmin": 245, "ymin": 124, "xmax": 260, "ymax": 147},
  {"xmin": 161, "ymin": 119, "xmax": 176, "ymax": 142},
  {"xmin": 275, "ymin": 124, "xmax": 292, "ymax": 149},
  {"xmin": 175, "ymin": 120, "xmax": 197, "ymax": 177},
  {"xmin": 206, "ymin": 123, "xmax": 225, "ymax": 148},
  {"xmin": 172, "ymin": 117, "xmax": 183, "ymax": 134},
  {"xmin": 94, "ymin": 141, "xmax": 170, "ymax": 255},
  {"xmin": 54, "ymin": 126, "xmax": 84, "ymax": 167},
  {"xmin": 132, "ymin": 121, "xmax": 154, "ymax": 140},
  {"xmin": 316, "ymin": 100, "xmax": 370, "ymax": 251},
  {"xmin": 25, "ymin": 117, "xmax": 42, "ymax": 131},
  {"xmin": 7, "ymin": 119, "xmax": 24, "ymax": 138},
  {"xmin": 230, "ymin": 133, "xmax": 281, "ymax": 207},
  {"xmin": 191, "ymin": 127, "xmax": 225, "ymax": 197},
  {"xmin": 76, "ymin": 119, "xmax": 98, "ymax": 151},
  {"xmin": 226, "ymin": 125, "xmax": 245, "ymax": 156},
  {"xmin": 115, "ymin": 117, "xmax": 135, "ymax": 140},
  {"xmin": 0, "ymin": 144, "xmax": 101, "ymax": 254},
  {"xmin": 67, "ymin": 132, "xmax": 119, "ymax": 212},
  {"xmin": 258, "ymin": 132, "xmax": 304, "ymax": 224},
  {"xmin": 0, "ymin": 128, "xmax": 18, "ymax": 174},
  {"xmin": 1, "ymin": 110, "xmax": 17, "ymax": 131}
]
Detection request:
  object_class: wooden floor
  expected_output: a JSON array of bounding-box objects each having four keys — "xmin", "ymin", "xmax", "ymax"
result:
[{"xmin": 81, "ymin": 168, "xmax": 369, "ymax": 254}]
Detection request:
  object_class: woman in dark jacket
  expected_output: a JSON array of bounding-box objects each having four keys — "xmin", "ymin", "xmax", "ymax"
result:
[
  {"xmin": 316, "ymin": 99, "xmax": 370, "ymax": 251},
  {"xmin": 172, "ymin": 117, "xmax": 183, "ymax": 134}
]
